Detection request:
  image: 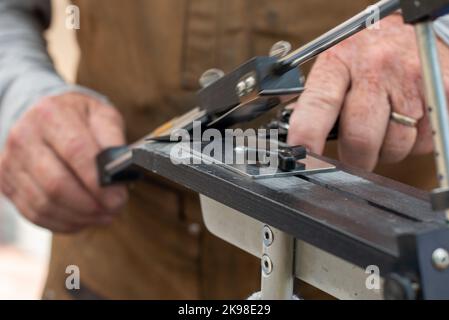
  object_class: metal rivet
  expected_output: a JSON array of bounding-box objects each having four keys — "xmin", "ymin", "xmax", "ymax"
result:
[
  {"xmin": 236, "ymin": 81, "xmax": 247, "ymax": 97},
  {"xmin": 244, "ymin": 76, "xmax": 257, "ymax": 93},
  {"xmin": 261, "ymin": 255, "xmax": 273, "ymax": 275},
  {"xmin": 432, "ymin": 248, "xmax": 449, "ymax": 270},
  {"xmin": 263, "ymin": 225, "xmax": 274, "ymax": 247},
  {"xmin": 269, "ymin": 41, "xmax": 292, "ymax": 59},
  {"xmin": 199, "ymin": 68, "xmax": 225, "ymax": 88}
]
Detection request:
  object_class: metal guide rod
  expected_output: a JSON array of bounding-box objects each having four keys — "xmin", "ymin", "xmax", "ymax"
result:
[
  {"xmin": 275, "ymin": 0, "xmax": 400, "ymax": 73},
  {"xmin": 415, "ymin": 22, "xmax": 449, "ymax": 222}
]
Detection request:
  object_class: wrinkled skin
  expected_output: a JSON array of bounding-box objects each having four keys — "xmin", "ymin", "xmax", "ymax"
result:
[
  {"xmin": 0, "ymin": 93, "xmax": 128, "ymax": 233},
  {"xmin": 288, "ymin": 15, "xmax": 449, "ymax": 171}
]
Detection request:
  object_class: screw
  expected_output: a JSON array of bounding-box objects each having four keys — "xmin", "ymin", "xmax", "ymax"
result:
[
  {"xmin": 269, "ymin": 41, "xmax": 292, "ymax": 59},
  {"xmin": 432, "ymin": 248, "xmax": 449, "ymax": 270},
  {"xmin": 199, "ymin": 68, "xmax": 225, "ymax": 88},
  {"xmin": 263, "ymin": 225, "xmax": 274, "ymax": 247},
  {"xmin": 261, "ymin": 255, "xmax": 273, "ymax": 275}
]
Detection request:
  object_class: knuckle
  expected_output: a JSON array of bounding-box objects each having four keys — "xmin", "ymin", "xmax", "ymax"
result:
[
  {"xmin": 32, "ymin": 97, "xmax": 62, "ymax": 122},
  {"xmin": 321, "ymin": 48, "xmax": 345, "ymax": 63},
  {"xmin": 34, "ymin": 199, "xmax": 52, "ymax": 218},
  {"xmin": 34, "ymin": 97, "xmax": 57, "ymax": 114},
  {"xmin": 6, "ymin": 126, "xmax": 25, "ymax": 150},
  {"xmin": 103, "ymin": 107, "xmax": 124, "ymax": 127},
  {"xmin": 372, "ymin": 48, "xmax": 393, "ymax": 68},
  {"xmin": 43, "ymin": 175, "xmax": 64, "ymax": 198},
  {"xmin": 311, "ymin": 90, "xmax": 342, "ymax": 111}
]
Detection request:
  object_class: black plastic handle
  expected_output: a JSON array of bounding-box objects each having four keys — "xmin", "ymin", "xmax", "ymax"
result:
[{"xmin": 97, "ymin": 146, "xmax": 141, "ymax": 186}]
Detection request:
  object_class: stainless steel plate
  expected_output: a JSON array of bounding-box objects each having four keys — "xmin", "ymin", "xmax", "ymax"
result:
[{"xmin": 179, "ymin": 138, "xmax": 336, "ymax": 179}]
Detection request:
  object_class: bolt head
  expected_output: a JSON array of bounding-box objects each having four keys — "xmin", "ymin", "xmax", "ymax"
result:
[
  {"xmin": 269, "ymin": 41, "xmax": 292, "ymax": 59},
  {"xmin": 432, "ymin": 248, "xmax": 449, "ymax": 271},
  {"xmin": 199, "ymin": 68, "xmax": 225, "ymax": 88}
]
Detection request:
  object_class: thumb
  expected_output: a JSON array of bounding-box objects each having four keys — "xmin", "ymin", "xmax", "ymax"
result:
[{"xmin": 287, "ymin": 53, "xmax": 350, "ymax": 154}]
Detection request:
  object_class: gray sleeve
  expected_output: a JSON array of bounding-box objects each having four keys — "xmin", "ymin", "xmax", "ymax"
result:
[
  {"xmin": 434, "ymin": 15, "xmax": 449, "ymax": 46},
  {"xmin": 0, "ymin": 0, "xmax": 107, "ymax": 149}
]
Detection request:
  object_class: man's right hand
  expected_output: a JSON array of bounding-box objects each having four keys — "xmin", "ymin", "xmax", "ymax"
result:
[{"xmin": 0, "ymin": 93, "xmax": 129, "ymax": 233}]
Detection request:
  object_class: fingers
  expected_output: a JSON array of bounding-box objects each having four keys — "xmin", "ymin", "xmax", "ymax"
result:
[
  {"xmin": 1, "ymin": 93, "xmax": 129, "ymax": 232},
  {"xmin": 8, "ymin": 171, "xmax": 88, "ymax": 233},
  {"xmin": 379, "ymin": 87, "xmax": 420, "ymax": 163},
  {"xmin": 287, "ymin": 53, "xmax": 350, "ymax": 154},
  {"xmin": 34, "ymin": 97, "xmax": 127, "ymax": 212},
  {"xmin": 25, "ymin": 142, "xmax": 113, "ymax": 220},
  {"xmin": 379, "ymin": 121, "xmax": 417, "ymax": 164},
  {"xmin": 338, "ymin": 79, "xmax": 390, "ymax": 171},
  {"xmin": 412, "ymin": 114, "xmax": 435, "ymax": 155},
  {"xmin": 0, "ymin": 129, "xmax": 115, "ymax": 232},
  {"xmin": 0, "ymin": 157, "xmax": 90, "ymax": 233}
]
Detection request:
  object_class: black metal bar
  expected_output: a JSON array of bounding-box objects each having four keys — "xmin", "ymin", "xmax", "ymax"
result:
[{"xmin": 132, "ymin": 141, "xmax": 448, "ymax": 278}]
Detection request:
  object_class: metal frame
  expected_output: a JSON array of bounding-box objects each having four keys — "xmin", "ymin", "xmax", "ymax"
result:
[
  {"xmin": 415, "ymin": 22, "xmax": 449, "ymax": 221},
  {"xmin": 200, "ymin": 196, "xmax": 383, "ymax": 300}
]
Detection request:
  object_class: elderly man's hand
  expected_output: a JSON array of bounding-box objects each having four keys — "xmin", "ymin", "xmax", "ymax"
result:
[
  {"xmin": 288, "ymin": 15, "xmax": 449, "ymax": 171},
  {"xmin": 0, "ymin": 93, "xmax": 128, "ymax": 233}
]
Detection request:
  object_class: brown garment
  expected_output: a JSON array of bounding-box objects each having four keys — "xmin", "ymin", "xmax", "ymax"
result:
[{"xmin": 43, "ymin": 0, "xmax": 436, "ymax": 300}]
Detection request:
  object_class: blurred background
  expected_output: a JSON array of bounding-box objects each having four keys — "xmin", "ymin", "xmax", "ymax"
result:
[{"xmin": 0, "ymin": 0, "xmax": 79, "ymax": 299}]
